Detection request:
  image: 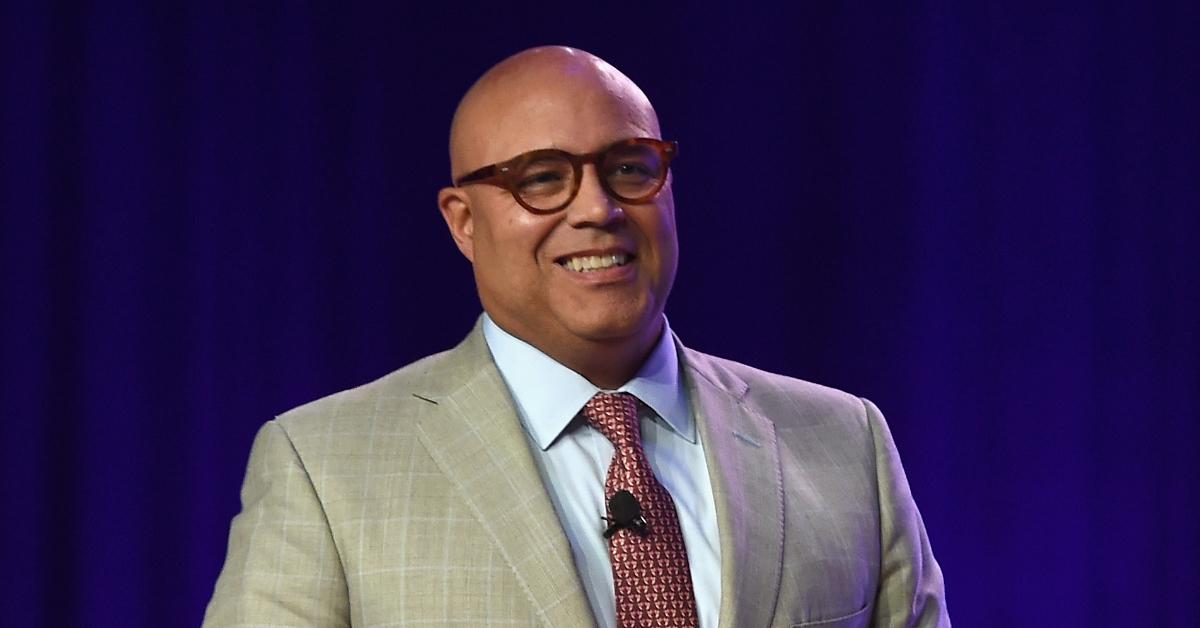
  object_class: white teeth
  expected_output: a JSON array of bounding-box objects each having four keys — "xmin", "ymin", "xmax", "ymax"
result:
[{"xmin": 563, "ymin": 253, "xmax": 629, "ymax": 272}]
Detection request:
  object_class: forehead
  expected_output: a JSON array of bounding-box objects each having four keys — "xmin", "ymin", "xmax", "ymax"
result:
[{"xmin": 453, "ymin": 60, "xmax": 661, "ymax": 173}]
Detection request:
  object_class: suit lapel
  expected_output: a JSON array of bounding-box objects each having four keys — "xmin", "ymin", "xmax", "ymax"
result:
[
  {"xmin": 682, "ymin": 347, "xmax": 784, "ymax": 628},
  {"xmin": 414, "ymin": 325, "xmax": 596, "ymax": 627}
]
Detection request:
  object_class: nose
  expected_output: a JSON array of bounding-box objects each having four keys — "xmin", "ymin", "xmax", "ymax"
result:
[{"xmin": 564, "ymin": 164, "xmax": 624, "ymax": 228}]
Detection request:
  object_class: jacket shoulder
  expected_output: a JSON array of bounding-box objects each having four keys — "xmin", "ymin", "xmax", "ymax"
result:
[
  {"xmin": 273, "ymin": 345, "xmax": 467, "ymax": 442},
  {"xmin": 683, "ymin": 347, "xmax": 871, "ymax": 430}
]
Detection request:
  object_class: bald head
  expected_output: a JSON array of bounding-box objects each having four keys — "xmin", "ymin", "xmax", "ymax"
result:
[{"xmin": 448, "ymin": 46, "xmax": 661, "ymax": 180}]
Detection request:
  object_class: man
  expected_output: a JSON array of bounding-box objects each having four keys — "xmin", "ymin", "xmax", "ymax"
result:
[{"xmin": 204, "ymin": 46, "xmax": 948, "ymax": 627}]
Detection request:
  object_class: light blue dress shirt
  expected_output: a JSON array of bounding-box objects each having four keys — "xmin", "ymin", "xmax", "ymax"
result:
[{"xmin": 482, "ymin": 314, "xmax": 722, "ymax": 628}]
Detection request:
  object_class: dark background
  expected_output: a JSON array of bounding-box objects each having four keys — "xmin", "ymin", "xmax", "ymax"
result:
[{"xmin": 2, "ymin": 2, "xmax": 1198, "ymax": 626}]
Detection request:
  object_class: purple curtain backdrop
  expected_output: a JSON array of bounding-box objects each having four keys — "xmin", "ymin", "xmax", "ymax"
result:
[{"xmin": 2, "ymin": 2, "xmax": 1197, "ymax": 626}]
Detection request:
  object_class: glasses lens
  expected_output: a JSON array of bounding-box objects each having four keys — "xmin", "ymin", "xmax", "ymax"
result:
[
  {"xmin": 602, "ymin": 143, "xmax": 666, "ymax": 200},
  {"xmin": 515, "ymin": 154, "xmax": 575, "ymax": 211}
]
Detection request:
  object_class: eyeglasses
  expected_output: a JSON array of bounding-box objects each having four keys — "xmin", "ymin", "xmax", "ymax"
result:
[{"xmin": 453, "ymin": 137, "xmax": 678, "ymax": 214}]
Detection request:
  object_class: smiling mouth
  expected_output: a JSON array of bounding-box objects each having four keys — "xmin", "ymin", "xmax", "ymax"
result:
[{"xmin": 556, "ymin": 253, "xmax": 633, "ymax": 273}]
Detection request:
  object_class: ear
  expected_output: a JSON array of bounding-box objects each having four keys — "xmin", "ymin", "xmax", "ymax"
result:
[{"xmin": 437, "ymin": 186, "xmax": 475, "ymax": 263}]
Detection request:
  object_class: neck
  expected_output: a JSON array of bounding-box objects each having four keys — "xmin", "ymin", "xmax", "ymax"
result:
[
  {"xmin": 495, "ymin": 316, "xmax": 665, "ymax": 390},
  {"xmin": 562, "ymin": 325, "xmax": 663, "ymax": 390}
]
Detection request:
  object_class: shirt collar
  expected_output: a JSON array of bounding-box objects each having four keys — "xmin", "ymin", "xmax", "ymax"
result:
[{"xmin": 481, "ymin": 313, "xmax": 694, "ymax": 451}]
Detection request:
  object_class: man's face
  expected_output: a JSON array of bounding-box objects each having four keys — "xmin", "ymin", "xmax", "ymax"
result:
[{"xmin": 443, "ymin": 68, "xmax": 679, "ymax": 364}]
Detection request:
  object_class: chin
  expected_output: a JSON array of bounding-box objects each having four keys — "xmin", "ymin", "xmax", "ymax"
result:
[{"xmin": 564, "ymin": 307, "xmax": 660, "ymax": 345}]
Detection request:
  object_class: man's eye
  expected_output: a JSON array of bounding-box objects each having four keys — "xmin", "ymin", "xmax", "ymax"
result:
[
  {"xmin": 517, "ymin": 170, "xmax": 568, "ymax": 193},
  {"xmin": 610, "ymin": 162, "xmax": 655, "ymax": 179},
  {"xmin": 528, "ymin": 171, "xmax": 563, "ymax": 183}
]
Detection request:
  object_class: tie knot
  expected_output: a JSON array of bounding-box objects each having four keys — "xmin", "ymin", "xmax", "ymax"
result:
[{"xmin": 582, "ymin": 392, "xmax": 641, "ymax": 448}]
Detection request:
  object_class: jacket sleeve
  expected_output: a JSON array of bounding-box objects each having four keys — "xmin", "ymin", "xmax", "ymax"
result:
[
  {"xmin": 203, "ymin": 420, "xmax": 351, "ymax": 627},
  {"xmin": 862, "ymin": 398, "xmax": 951, "ymax": 627}
]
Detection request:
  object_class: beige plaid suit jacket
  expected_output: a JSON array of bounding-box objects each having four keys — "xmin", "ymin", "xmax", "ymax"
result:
[{"xmin": 204, "ymin": 319, "xmax": 948, "ymax": 627}]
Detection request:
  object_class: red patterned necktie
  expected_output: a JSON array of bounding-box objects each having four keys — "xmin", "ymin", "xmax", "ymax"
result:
[{"xmin": 582, "ymin": 392, "xmax": 700, "ymax": 628}]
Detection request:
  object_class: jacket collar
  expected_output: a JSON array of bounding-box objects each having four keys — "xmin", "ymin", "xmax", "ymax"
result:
[
  {"xmin": 412, "ymin": 319, "xmax": 598, "ymax": 626},
  {"xmin": 680, "ymin": 339, "xmax": 785, "ymax": 628}
]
